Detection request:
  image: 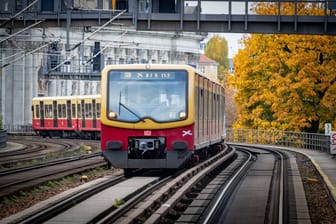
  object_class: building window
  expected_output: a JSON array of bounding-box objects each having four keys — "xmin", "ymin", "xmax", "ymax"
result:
[
  {"xmin": 41, "ymin": 0, "xmax": 54, "ymax": 12},
  {"xmin": 1, "ymin": 0, "xmax": 9, "ymax": 12},
  {"xmin": 15, "ymin": 0, "xmax": 22, "ymax": 11}
]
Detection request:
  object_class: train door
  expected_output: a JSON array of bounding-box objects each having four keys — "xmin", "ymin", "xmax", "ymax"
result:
[
  {"xmin": 204, "ymin": 79, "xmax": 209, "ymax": 141},
  {"xmin": 81, "ymin": 100, "xmax": 85, "ymax": 128},
  {"xmin": 40, "ymin": 101, "xmax": 44, "ymax": 127},
  {"xmin": 66, "ymin": 100, "xmax": 72, "ymax": 128},
  {"xmin": 195, "ymin": 75, "xmax": 199, "ymax": 145},
  {"xmin": 92, "ymin": 99, "xmax": 97, "ymax": 128},
  {"xmin": 200, "ymin": 77, "xmax": 204, "ymax": 143},
  {"xmin": 53, "ymin": 100, "xmax": 58, "ymax": 128}
]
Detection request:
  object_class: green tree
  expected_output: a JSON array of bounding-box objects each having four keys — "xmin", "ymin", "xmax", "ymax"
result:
[
  {"xmin": 229, "ymin": 3, "xmax": 336, "ymax": 133},
  {"xmin": 205, "ymin": 35, "xmax": 230, "ymax": 81}
]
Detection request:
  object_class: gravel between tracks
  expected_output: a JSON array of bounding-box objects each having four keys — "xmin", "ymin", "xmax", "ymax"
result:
[
  {"xmin": 1, "ymin": 152, "xmax": 336, "ymax": 222},
  {"xmin": 294, "ymin": 152, "xmax": 336, "ymax": 224}
]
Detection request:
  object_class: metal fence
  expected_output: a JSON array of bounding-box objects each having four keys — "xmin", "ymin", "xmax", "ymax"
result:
[
  {"xmin": 2, "ymin": 125, "xmax": 331, "ymax": 152},
  {"xmin": 226, "ymin": 128, "xmax": 330, "ymax": 153},
  {"xmin": 3, "ymin": 125, "xmax": 34, "ymax": 134},
  {"xmin": 0, "ymin": 129, "xmax": 6, "ymax": 148}
]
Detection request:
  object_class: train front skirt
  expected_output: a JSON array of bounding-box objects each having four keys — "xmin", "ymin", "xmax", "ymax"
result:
[{"xmin": 102, "ymin": 150, "xmax": 193, "ymax": 169}]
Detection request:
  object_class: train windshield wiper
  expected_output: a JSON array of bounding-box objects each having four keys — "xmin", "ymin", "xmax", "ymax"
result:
[
  {"xmin": 118, "ymin": 91, "xmax": 145, "ymax": 122},
  {"xmin": 119, "ymin": 101, "xmax": 145, "ymax": 122}
]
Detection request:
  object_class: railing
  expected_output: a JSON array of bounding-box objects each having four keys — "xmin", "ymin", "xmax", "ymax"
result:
[
  {"xmin": 0, "ymin": 129, "xmax": 6, "ymax": 148},
  {"xmin": 2, "ymin": 125, "xmax": 331, "ymax": 152},
  {"xmin": 3, "ymin": 125, "xmax": 34, "ymax": 135},
  {"xmin": 226, "ymin": 128, "xmax": 330, "ymax": 152}
]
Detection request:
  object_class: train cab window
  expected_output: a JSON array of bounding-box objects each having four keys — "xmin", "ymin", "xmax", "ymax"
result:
[{"xmin": 107, "ymin": 69, "xmax": 188, "ymax": 122}]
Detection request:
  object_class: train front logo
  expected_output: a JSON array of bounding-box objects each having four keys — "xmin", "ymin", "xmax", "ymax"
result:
[{"xmin": 182, "ymin": 130, "xmax": 192, "ymax": 137}]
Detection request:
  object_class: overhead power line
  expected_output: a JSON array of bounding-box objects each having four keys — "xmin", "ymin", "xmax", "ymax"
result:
[
  {"xmin": 47, "ymin": 10, "xmax": 126, "ymax": 73},
  {"xmin": 1, "ymin": 40, "xmax": 59, "ymax": 68},
  {"xmin": 0, "ymin": 20, "xmax": 44, "ymax": 44},
  {"xmin": 70, "ymin": 10, "xmax": 126, "ymax": 51}
]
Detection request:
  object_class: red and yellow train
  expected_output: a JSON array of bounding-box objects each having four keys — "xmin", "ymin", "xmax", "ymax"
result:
[
  {"xmin": 32, "ymin": 95, "xmax": 101, "ymax": 139},
  {"xmin": 100, "ymin": 64, "xmax": 225, "ymax": 176}
]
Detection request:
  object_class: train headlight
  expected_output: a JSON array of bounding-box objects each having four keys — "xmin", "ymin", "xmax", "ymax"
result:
[
  {"xmin": 179, "ymin": 111, "xmax": 187, "ymax": 119},
  {"xmin": 108, "ymin": 111, "xmax": 118, "ymax": 119}
]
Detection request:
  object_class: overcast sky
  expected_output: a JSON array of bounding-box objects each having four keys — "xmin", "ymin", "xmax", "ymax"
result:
[{"xmin": 186, "ymin": 1, "xmax": 251, "ymax": 58}]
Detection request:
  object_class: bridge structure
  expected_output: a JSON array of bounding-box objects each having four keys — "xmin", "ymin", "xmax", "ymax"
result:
[{"xmin": 0, "ymin": 0, "xmax": 336, "ymax": 35}]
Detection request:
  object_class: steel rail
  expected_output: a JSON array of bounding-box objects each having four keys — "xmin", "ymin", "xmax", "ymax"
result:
[
  {"xmin": 0, "ymin": 152, "xmax": 102, "ymax": 176},
  {"xmin": 276, "ymin": 150, "xmax": 285, "ymax": 224},
  {"xmin": 0, "ymin": 155, "xmax": 106, "ymax": 198},
  {"xmin": 15, "ymin": 175, "xmax": 125, "ymax": 224},
  {"xmin": 140, "ymin": 146, "xmax": 236, "ymax": 224},
  {"xmin": 229, "ymin": 144, "xmax": 287, "ymax": 223},
  {"xmin": 202, "ymin": 147, "xmax": 253, "ymax": 224},
  {"xmin": 92, "ymin": 175, "xmax": 173, "ymax": 224}
]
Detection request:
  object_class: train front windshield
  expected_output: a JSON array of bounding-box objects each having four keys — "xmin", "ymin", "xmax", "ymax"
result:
[{"xmin": 107, "ymin": 70, "xmax": 187, "ymax": 123}]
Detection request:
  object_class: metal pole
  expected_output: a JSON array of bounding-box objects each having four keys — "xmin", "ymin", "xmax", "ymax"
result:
[{"xmin": 66, "ymin": 0, "xmax": 72, "ymax": 52}]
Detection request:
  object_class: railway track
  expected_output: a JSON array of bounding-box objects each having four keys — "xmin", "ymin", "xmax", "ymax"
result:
[
  {"xmin": 7, "ymin": 144, "xmax": 235, "ymax": 223},
  {"xmin": 0, "ymin": 136, "xmax": 99, "ymax": 168},
  {"xmin": 0, "ymin": 153, "xmax": 106, "ymax": 198},
  {"xmin": 0, "ymin": 137, "xmax": 105, "ymax": 199},
  {"xmin": 201, "ymin": 145, "xmax": 292, "ymax": 223},
  {"xmin": 4, "ymin": 144, "xmax": 335, "ymax": 223}
]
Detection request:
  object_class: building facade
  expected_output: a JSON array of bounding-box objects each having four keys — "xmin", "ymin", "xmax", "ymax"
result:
[{"xmin": 0, "ymin": 0, "xmax": 205, "ymax": 131}]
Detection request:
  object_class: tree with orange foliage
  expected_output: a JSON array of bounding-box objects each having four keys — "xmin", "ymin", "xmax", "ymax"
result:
[{"xmin": 230, "ymin": 2, "xmax": 336, "ymax": 133}]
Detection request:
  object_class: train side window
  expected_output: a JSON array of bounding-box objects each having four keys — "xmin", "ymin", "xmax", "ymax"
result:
[
  {"xmin": 85, "ymin": 103, "xmax": 92, "ymax": 118},
  {"xmin": 40, "ymin": 104, "xmax": 44, "ymax": 119},
  {"xmin": 72, "ymin": 104, "xmax": 76, "ymax": 118},
  {"xmin": 44, "ymin": 105, "xmax": 47, "ymax": 118},
  {"xmin": 32, "ymin": 105, "xmax": 35, "ymax": 119},
  {"xmin": 36, "ymin": 105, "xmax": 40, "ymax": 118},
  {"xmin": 85, "ymin": 103, "xmax": 88, "ymax": 118},
  {"xmin": 88, "ymin": 104, "xmax": 92, "ymax": 118},
  {"xmin": 62, "ymin": 104, "xmax": 66, "ymax": 118},
  {"xmin": 78, "ymin": 103, "xmax": 81, "ymax": 118},
  {"xmin": 195, "ymin": 76, "xmax": 199, "ymax": 140},
  {"xmin": 96, "ymin": 103, "xmax": 101, "ymax": 118},
  {"xmin": 58, "ymin": 104, "xmax": 62, "ymax": 118},
  {"xmin": 45, "ymin": 104, "xmax": 52, "ymax": 118}
]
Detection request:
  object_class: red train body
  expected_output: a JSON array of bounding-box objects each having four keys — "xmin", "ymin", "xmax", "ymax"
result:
[
  {"xmin": 100, "ymin": 64, "xmax": 225, "ymax": 175},
  {"xmin": 32, "ymin": 95, "xmax": 101, "ymax": 139}
]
